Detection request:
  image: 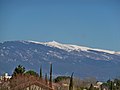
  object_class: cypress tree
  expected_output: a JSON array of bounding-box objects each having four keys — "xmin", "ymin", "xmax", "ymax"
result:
[
  {"xmin": 89, "ymin": 84, "xmax": 94, "ymax": 90},
  {"xmin": 110, "ymin": 81, "xmax": 113, "ymax": 90},
  {"xmin": 49, "ymin": 63, "xmax": 52, "ymax": 88},
  {"xmin": 69, "ymin": 72, "xmax": 74, "ymax": 90},
  {"xmin": 45, "ymin": 73, "xmax": 48, "ymax": 85},
  {"xmin": 40, "ymin": 65, "xmax": 42, "ymax": 79}
]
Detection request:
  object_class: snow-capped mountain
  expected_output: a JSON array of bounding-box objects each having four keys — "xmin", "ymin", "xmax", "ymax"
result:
[
  {"xmin": 29, "ymin": 40, "xmax": 119, "ymax": 54},
  {"xmin": 0, "ymin": 40, "xmax": 120, "ymax": 80}
]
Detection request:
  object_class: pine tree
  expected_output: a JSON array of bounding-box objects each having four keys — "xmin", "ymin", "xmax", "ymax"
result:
[
  {"xmin": 12, "ymin": 65, "xmax": 25, "ymax": 76},
  {"xmin": 49, "ymin": 63, "xmax": 52, "ymax": 88},
  {"xmin": 69, "ymin": 72, "xmax": 74, "ymax": 90},
  {"xmin": 40, "ymin": 65, "xmax": 42, "ymax": 79}
]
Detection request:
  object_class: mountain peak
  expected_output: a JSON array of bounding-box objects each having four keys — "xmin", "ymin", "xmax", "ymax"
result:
[
  {"xmin": 39, "ymin": 41, "xmax": 116, "ymax": 54},
  {"xmin": 46, "ymin": 40, "xmax": 61, "ymax": 45}
]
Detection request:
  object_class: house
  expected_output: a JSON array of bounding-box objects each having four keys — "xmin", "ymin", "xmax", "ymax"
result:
[
  {"xmin": 0, "ymin": 73, "xmax": 12, "ymax": 81},
  {"xmin": 93, "ymin": 81, "xmax": 103, "ymax": 90},
  {"xmin": 9, "ymin": 74, "xmax": 54, "ymax": 90}
]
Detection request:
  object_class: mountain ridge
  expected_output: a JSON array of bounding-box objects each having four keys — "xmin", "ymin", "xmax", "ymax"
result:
[
  {"xmin": 20, "ymin": 40, "xmax": 120, "ymax": 55},
  {"xmin": 0, "ymin": 40, "xmax": 120, "ymax": 81}
]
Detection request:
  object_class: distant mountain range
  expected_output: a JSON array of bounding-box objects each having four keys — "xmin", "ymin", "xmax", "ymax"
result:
[{"xmin": 0, "ymin": 40, "xmax": 120, "ymax": 81}]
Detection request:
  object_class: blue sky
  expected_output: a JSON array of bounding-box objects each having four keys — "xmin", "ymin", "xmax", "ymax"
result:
[{"xmin": 0, "ymin": 0, "xmax": 120, "ymax": 51}]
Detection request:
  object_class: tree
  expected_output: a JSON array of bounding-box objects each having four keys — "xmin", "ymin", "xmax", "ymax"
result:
[
  {"xmin": 25, "ymin": 70, "xmax": 39, "ymax": 77},
  {"xmin": 69, "ymin": 72, "xmax": 74, "ymax": 90},
  {"xmin": 12, "ymin": 65, "xmax": 25, "ymax": 76},
  {"xmin": 49, "ymin": 63, "xmax": 52, "ymax": 88},
  {"xmin": 45, "ymin": 73, "xmax": 48, "ymax": 85},
  {"xmin": 40, "ymin": 65, "xmax": 42, "ymax": 79},
  {"xmin": 89, "ymin": 84, "xmax": 94, "ymax": 90},
  {"xmin": 102, "ymin": 78, "xmax": 120, "ymax": 90},
  {"xmin": 54, "ymin": 76, "xmax": 70, "ymax": 83},
  {"xmin": 114, "ymin": 78, "xmax": 120, "ymax": 90},
  {"xmin": 110, "ymin": 81, "xmax": 113, "ymax": 90}
]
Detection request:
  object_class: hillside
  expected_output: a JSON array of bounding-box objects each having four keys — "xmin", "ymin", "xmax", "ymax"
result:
[{"xmin": 0, "ymin": 41, "xmax": 120, "ymax": 80}]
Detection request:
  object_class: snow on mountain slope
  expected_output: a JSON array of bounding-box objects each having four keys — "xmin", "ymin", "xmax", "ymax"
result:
[
  {"xmin": 0, "ymin": 40, "xmax": 120, "ymax": 80},
  {"xmin": 27, "ymin": 40, "xmax": 119, "ymax": 55}
]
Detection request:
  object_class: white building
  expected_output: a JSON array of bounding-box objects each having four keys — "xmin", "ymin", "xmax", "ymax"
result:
[{"xmin": 0, "ymin": 73, "xmax": 12, "ymax": 81}]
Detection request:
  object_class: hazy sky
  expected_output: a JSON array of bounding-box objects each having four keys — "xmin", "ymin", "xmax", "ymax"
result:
[{"xmin": 0, "ymin": 0, "xmax": 120, "ymax": 51}]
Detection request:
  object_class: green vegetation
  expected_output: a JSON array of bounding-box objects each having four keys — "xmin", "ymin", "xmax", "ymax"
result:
[
  {"xmin": 1, "ymin": 64, "xmax": 120, "ymax": 90},
  {"xmin": 40, "ymin": 65, "xmax": 42, "ymax": 78},
  {"xmin": 45, "ymin": 73, "xmax": 48, "ymax": 85},
  {"xmin": 25, "ymin": 70, "xmax": 39, "ymax": 76},
  {"xmin": 69, "ymin": 73, "xmax": 74, "ymax": 90},
  {"xmin": 12, "ymin": 65, "xmax": 25, "ymax": 76},
  {"xmin": 0, "ymin": 64, "xmax": 54, "ymax": 90},
  {"xmin": 102, "ymin": 78, "xmax": 120, "ymax": 90},
  {"xmin": 49, "ymin": 63, "xmax": 52, "ymax": 88},
  {"xmin": 89, "ymin": 84, "xmax": 94, "ymax": 90},
  {"xmin": 54, "ymin": 76, "xmax": 70, "ymax": 83}
]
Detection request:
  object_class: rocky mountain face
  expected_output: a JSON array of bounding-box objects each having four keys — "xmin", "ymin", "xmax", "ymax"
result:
[{"xmin": 0, "ymin": 40, "xmax": 120, "ymax": 81}]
